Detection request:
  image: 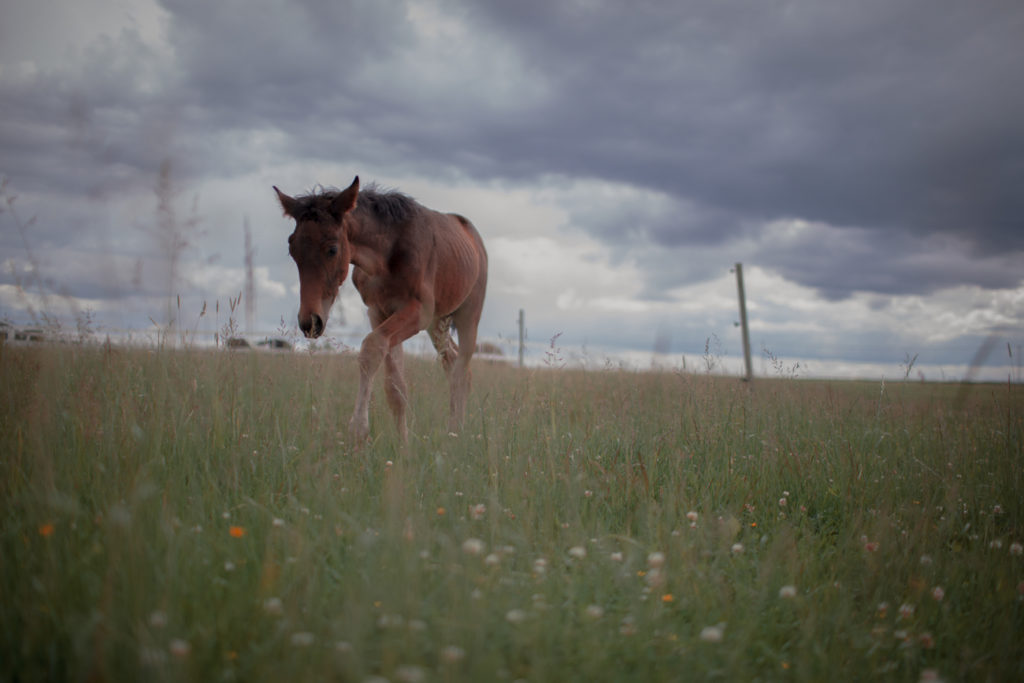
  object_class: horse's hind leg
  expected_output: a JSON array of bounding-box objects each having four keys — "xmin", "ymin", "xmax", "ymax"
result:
[
  {"xmin": 428, "ymin": 315, "xmax": 458, "ymax": 377},
  {"xmin": 448, "ymin": 310, "xmax": 479, "ymax": 434}
]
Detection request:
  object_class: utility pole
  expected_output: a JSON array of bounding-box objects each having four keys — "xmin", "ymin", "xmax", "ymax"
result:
[
  {"xmin": 244, "ymin": 217, "xmax": 256, "ymax": 335},
  {"xmin": 734, "ymin": 263, "xmax": 753, "ymax": 382},
  {"xmin": 518, "ymin": 309, "xmax": 526, "ymax": 368}
]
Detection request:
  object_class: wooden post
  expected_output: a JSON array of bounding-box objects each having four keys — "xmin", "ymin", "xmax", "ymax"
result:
[
  {"xmin": 734, "ymin": 263, "xmax": 753, "ymax": 382},
  {"xmin": 518, "ymin": 309, "xmax": 526, "ymax": 368},
  {"xmin": 243, "ymin": 217, "xmax": 255, "ymax": 335}
]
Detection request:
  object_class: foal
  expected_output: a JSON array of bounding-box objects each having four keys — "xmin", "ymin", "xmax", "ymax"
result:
[{"xmin": 275, "ymin": 177, "xmax": 488, "ymax": 442}]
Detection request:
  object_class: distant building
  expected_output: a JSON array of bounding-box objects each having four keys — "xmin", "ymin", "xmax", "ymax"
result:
[
  {"xmin": 257, "ymin": 338, "xmax": 293, "ymax": 351},
  {"xmin": 15, "ymin": 328, "xmax": 45, "ymax": 342}
]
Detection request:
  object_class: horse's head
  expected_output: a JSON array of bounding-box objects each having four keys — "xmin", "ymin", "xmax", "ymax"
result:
[{"xmin": 274, "ymin": 176, "xmax": 360, "ymax": 338}]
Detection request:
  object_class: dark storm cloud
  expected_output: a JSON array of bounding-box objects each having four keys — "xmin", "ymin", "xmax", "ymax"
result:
[
  {"xmin": 0, "ymin": 24, "xmax": 177, "ymax": 196},
  {"xmin": 163, "ymin": 0, "xmax": 401, "ymax": 108},
  {"xmin": 754, "ymin": 224, "xmax": 1024, "ymax": 300},
  {"xmin": 2, "ymin": 0, "xmax": 1022, "ymax": 310},
  {"xmin": 465, "ymin": 0, "xmax": 1024, "ymax": 250},
  {"xmin": 161, "ymin": 0, "xmax": 1024, "ymax": 299},
  {"xmin": 154, "ymin": 0, "xmax": 456, "ymax": 172}
]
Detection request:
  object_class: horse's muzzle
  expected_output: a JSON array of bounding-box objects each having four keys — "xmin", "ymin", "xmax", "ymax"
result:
[{"xmin": 299, "ymin": 313, "xmax": 325, "ymax": 338}]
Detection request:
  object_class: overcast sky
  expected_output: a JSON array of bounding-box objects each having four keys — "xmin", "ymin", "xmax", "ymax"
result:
[{"xmin": 1, "ymin": 0, "xmax": 1021, "ymax": 379}]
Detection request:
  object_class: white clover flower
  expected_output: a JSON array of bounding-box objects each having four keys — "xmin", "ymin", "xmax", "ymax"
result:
[
  {"xmin": 395, "ymin": 665, "xmax": 425, "ymax": 683},
  {"xmin": 290, "ymin": 632, "xmax": 315, "ymax": 647},
  {"xmin": 505, "ymin": 608, "xmax": 527, "ymax": 624},
  {"xmin": 647, "ymin": 551, "xmax": 666, "ymax": 568},
  {"xmin": 699, "ymin": 625, "xmax": 724, "ymax": 643},
  {"xmin": 568, "ymin": 545, "xmax": 587, "ymax": 560},
  {"xmin": 462, "ymin": 538, "xmax": 485, "ymax": 556},
  {"xmin": 380, "ymin": 614, "xmax": 406, "ymax": 629},
  {"xmin": 778, "ymin": 585, "xmax": 797, "ymax": 599},
  {"xmin": 645, "ymin": 568, "xmax": 666, "ymax": 589},
  {"xmin": 585, "ymin": 604, "xmax": 604, "ymax": 619},
  {"xmin": 441, "ymin": 645, "xmax": 466, "ymax": 663}
]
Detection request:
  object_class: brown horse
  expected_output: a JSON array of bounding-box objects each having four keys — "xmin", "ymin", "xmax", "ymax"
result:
[{"xmin": 274, "ymin": 177, "xmax": 488, "ymax": 443}]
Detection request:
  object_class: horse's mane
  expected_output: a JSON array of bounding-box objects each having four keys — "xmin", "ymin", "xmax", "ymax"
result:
[
  {"xmin": 359, "ymin": 184, "xmax": 419, "ymax": 225},
  {"xmin": 291, "ymin": 183, "xmax": 419, "ymax": 225}
]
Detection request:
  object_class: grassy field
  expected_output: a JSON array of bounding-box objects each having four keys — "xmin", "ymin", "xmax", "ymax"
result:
[{"xmin": 1, "ymin": 342, "xmax": 1021, "ymax": 682}]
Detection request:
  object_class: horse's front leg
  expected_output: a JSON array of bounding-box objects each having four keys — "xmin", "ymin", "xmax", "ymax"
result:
[
  {"xmin": 349, "ymin": 304, "xmax": 421, "ymax": 444},
  {"xmin": 349, "ymin": 331, "xmax": 385, "ymax": 444},
  {"xmin": 383, "ymin": 344, "xmax": 409, "ymax": 442}
]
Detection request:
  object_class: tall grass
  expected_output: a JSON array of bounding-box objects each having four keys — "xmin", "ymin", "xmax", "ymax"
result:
[{"xmin": 1, "ymin": 343, "xmax": 1021, "ymax": 682}]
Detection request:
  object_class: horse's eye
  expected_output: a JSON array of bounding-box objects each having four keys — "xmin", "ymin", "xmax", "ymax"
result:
[{"xmin": 326, "ymin": 244, "xmax": 339, "ymax": 257}]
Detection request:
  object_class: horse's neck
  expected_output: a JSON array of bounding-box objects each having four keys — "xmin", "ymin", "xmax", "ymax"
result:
[{"xmin": 348, "ymin": 215, "xmax": 393, "ymax": 276}]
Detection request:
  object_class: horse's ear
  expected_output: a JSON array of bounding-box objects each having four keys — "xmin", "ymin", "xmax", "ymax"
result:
[
  {"xmin": 274, "ymin": 186, "xmax": 300, "ymax": 218},
  {"xmin": 329, "ymin": 176, "xmax": 359, "ymax": 219}
]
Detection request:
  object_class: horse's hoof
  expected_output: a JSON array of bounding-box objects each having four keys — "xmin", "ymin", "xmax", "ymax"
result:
[{"xmin": 348, "ymin": 420, "xmax": 371, "ymax": 445}]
